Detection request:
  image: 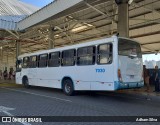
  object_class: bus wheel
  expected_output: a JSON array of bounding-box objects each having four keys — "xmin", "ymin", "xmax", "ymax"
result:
[
  {"xmin": 23, "ymin": 77, "xmax": 30, "ymax": 88},
  {"xmin": 63, "ymin": 79, "xmax": 74, "ymax": 96}
]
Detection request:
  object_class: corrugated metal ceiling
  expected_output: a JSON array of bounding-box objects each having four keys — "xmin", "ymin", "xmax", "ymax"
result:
[
  {"xmin": 0, "ymin": 0, "xmax": 39, "ymax": 30},
  {"xmin": 0, "ymin": 0, "xmax": 160, "ymax": 63}
]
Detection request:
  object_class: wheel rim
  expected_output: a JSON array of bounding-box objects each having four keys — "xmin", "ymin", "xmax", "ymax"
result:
[
  {"xmin": 65, "ymin": 83, "xmax": 71, "ymax": 93},
  {"xmin": 24, "ymin": 79, "xmax": 28, "ymax": 86}
]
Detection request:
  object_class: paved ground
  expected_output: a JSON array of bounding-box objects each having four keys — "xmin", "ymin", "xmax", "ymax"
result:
[{"xmin": 0, "ymin": 81, "xmax": 160, "ymax": 125}]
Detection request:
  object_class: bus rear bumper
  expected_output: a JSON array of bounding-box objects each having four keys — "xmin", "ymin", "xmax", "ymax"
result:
[{"xmin": 114, "ymin": 81, "xmax": 144, "ymax": 90}]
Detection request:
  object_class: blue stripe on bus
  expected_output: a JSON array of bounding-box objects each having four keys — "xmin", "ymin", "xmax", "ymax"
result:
[{"xmin": 114, "ymin": 81, "xmax": 144, "ymax": 90}]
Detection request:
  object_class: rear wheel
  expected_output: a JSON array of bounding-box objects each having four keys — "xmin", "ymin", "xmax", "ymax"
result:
[
  {"xmin": 62, "ymin": 79, "xmax": 74, "ymax": 96},
  {"xmin": 23, "ymin": 77, "xmax": 30, "ymax": 88}
]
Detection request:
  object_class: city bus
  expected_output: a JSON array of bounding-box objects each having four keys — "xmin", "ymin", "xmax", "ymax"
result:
[{"xmin": 16, "ymin": 36, "xmax": 144, "ymax": 95}]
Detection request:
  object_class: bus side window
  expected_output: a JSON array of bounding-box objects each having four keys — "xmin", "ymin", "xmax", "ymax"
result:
[
  {"xmin": 61, "ymin": 49, "xmax": 76, "ymax": 66},
  {"xmin": 39, "ymin": 54, "xmax": 48, "ymax": 68},
  {"xmin": 30, "ymin": 55, "xmax": 37, "ymax": 68},
  {"xmin": 77, "ymin": 46, "xmax": 95, "ymax": 65},
  {"xmin": 97, "ymin": 43, "xmax": 113, "ymax": 64},
  {"xmin": 48, "ymin": 52, "xmax": 60, "ymax": 67},
  {"xmin": 23, "ymin": 57, "xmax": 29, "ymax": 68}
]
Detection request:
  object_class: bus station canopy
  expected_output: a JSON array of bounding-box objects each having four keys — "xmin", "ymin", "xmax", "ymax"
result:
[{"xmin": 0, "ymin": 0, "xmax": 160, "ymax": 61}]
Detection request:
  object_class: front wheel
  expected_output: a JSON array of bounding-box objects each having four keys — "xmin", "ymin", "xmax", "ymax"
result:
[{"xmin": 62, "ymin": 79, "xmax": 74, "ymax": 96}]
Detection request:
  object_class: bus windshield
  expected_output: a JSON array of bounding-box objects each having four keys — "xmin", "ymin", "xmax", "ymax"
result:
[{"xmin": 118, "ymin": 38, "xmax": 142, "ymax": 58}]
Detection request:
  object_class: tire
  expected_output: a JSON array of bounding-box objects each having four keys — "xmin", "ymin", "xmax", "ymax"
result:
[
  {"xmin": 62, "ymin": 79, "xmax": 74, "ymax": 96},
  {"xmin": 23, "ymin": 77, "xmax": 30, "ymax": 88}
]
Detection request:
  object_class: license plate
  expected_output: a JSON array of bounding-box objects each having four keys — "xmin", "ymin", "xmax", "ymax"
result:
[{"xmin": 130, "ymin": 75, "xmax": 134, "ymax": 79}]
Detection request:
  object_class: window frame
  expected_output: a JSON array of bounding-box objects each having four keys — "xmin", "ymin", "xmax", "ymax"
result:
[
  {"xmin": 118, "ymin": 38, "xmax": 142, "ymax": 58},
  {"xmin": 29, "ymin": 55, "xmax": 37, "ymax": 68},
  {"xmin": 38, "ymin": 53, "xmax": 48, "ymax": 68},
  {"xmin": 97, "ymin": 43, "xmax": 113, "ymax": 65},
  {"xmin": 22, "ymin": 56, "xmax": 30, "ymax": 68},
  {"xmin": 61, "ymin": 49, "xmax": 76, "ymax": 66},
  {"xmin": 48, "ymin": 51, "xmax": 60, "ymax": 67},
  {"xmin": 77, "ymin": 45, "xmax": 96, "ymax": 66}
]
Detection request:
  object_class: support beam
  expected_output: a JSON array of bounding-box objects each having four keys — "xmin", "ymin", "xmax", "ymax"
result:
[
  {"xmin": 84, "ymin": 1, "xmax": 115, "ymax": 23},
  {"xmin": 117, "ymin": 0, "xmax": 129, "ymax": 37},
  {"xmin": 141, "ymin": 41, "xmax": 160, "ymax": 45},
  {"xmin": 132, "ymin": 1, "xmax": 160, "ymax": 16},
  {"xmin": 16, "ymin": 40, "xmax": 21, "ymax": 59},
  {"xmin": 48, "ymin": 28, "xmax": 54, "ymax": 49},
  {"xmin": 0, "ymin": 48, "xmax": 3, "ymax": 62},
  {"xmin": 5, "ymin": 29, "xmax": 19, "ymax": 39},
  {"xmin": 85, "ymin": 1, "xmax": 109, "ymax": 16},
  {"xmin": 54, "ymin": 26, "xmax": 74, "ymax": 43}
]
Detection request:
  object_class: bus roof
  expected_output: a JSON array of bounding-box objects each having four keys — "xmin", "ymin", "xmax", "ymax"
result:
[{"xmin": 18, "ymin": 36, "xmax": 138, "ymax": 58}]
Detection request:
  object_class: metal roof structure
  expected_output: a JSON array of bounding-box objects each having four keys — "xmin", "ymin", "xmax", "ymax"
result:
[
  {"xmin": 0, "ymin": 0, "xmax": 39, "ymax": 30},
  {"xmin": 0, "ymin": 0, "xmax": 160, "ymax": 68},
  {"xmin": 0, "ymin": 0, "xmax": 39, "ymax": 68}
]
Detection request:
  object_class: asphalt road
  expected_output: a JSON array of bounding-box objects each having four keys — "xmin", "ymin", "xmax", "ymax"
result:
[{"xmin": 0, "ymin": 86, "xmax": 160, "ymax": 125}]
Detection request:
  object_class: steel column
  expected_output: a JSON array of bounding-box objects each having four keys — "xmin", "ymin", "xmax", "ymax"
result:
[{"xmin": 117, "ymin": 1, "xmax": 129, "ymax": 37}]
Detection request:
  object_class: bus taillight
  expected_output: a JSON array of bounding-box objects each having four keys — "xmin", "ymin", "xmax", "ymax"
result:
[
  {"xmin": 118, "ymin": 69, "xmax": 123, "ymax": 82},
  {"xmin": 141, "ymin": 71, "xmax": 144, "ymax": 81}
]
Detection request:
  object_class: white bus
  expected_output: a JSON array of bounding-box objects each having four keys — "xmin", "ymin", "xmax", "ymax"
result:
[{"xmin": 16, "ymin": 36, "xmax": 144, "ymax": 95}]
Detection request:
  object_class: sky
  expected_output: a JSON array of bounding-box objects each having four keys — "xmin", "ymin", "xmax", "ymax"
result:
[
  {"xmin": 21, "ymin": 0, "xmax": 53, "ymax": 7},
  {"xmin": 143, "ymin": 54, "xmax": 160, "ymax": 68},
  {"xmin": 143, "ymin": 54, "xmax": 160, "ymax": 62}
]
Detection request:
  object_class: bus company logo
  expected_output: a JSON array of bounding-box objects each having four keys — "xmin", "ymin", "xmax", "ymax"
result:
[{"xmin": 2, "ymin": 117, "xmax": 11, "ymax": 122}]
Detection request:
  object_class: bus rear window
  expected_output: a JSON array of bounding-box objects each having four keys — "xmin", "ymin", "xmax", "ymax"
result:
[{"xmin": 118, "ymin": 38, "xmax": 142, "ymax": 58}]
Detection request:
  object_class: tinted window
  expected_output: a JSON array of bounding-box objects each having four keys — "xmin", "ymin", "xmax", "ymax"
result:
[
  {"xmin": 97, "ymin": 44, "xmax": 112, "ymax": 64},
  {"xmin": 118, "ymin": 38, "xmax": 142, "ymax": 58},
  {"xmin": 23, "ymin": 57, "xmax": 29, "ymax": 68},
  {"xmin": 48, "ymin": 52, "xmax": 60, "ymax": 67},
  {"xmin": 39, "ymin": 54, "xmax": 48, "ymax": 67},
  {"xmin": 30, "ymin": 56, "xmax": 37, "ymax": 68},
  {"xmin": 62, "ymin": 49, "xmax": 75, "ymax": 66},
  {"xmin": 77, "ymin": 46, "xmax": 95, "ymax": 65}
]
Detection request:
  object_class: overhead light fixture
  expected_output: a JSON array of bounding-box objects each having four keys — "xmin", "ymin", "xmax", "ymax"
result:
[
  {"xmin": 54, "ymin": 34, "xmax": 61, "ymax": 38},
  {"xmin": 71, "ymin": 25, "xmax": 88, "ymax": 33},
  {"xmin": 71, "ymin": 23, "xmax": 93, "ymax": 33},
  {"xmin": 128, "ymin": 0, "xmax": 133, "ymax": 5}
]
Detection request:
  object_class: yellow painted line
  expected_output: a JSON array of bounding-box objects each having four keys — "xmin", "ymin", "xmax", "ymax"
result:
[{"xmin": 0, "ymin": 83, "xmax": 22, "ymax": 88}]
